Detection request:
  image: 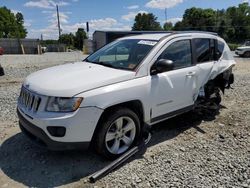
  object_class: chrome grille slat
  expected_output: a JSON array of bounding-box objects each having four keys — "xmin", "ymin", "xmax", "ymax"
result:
[{"xmin": 19, "ymin": 87, "xmax": 41, "ymax": 112}]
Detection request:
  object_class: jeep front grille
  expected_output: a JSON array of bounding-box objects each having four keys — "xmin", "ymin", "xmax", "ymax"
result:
[{"xmin": 19, "ymin": 87, "xmax": 41, "ymax": 112}]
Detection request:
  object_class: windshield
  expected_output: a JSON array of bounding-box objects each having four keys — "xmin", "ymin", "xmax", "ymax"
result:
[
  {"xmin": 85, "ymin": 39, "xmax": 158, "ymax": 71},
  {"xmin": 244, "ymin": 41, "xmax": 250, "ymax": 46}
]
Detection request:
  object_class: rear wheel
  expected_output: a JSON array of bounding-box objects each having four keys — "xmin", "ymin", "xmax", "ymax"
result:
[{"xmin": 95, "ymin": 108, "xmax": 140, "ymax": 159}]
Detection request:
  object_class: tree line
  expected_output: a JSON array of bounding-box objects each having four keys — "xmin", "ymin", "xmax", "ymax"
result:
[
  {"xmin": 41, "ymin": 28, "xmax": 87, "ymax": 50},
  {"xmin": 132, "ymin": 2, "xmax": 250, "ymax": 43}
]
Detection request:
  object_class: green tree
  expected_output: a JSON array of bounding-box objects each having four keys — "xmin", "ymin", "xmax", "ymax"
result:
[
  {"xmin": 0, "ymin": 6, "xmax": 27, "ymax": 38},
  {"xmin": 226, "ymin": 3, "xmax": 250, "ymax": 42},
  {"xmin": 59, "ymin": 33, "xmax": 75, "ymax": 47},
  {"xmin": 163, "ymin": 22, "xmax": 173, "ymax": 31},
  {"xmin": 74, "ymin": 28, "xmax": 87, "ymax": 50},
  {"xmin": 173, "ymin": 3, "xmax": 250, "ymax": 43},
  {"xmin": 174, "ymin": 7, "xmax": 216, "ymax": 31},
  {"xmin": 173, "ymin": 21, "xmax": 185, "ymax": 31},
  {"xmin": 132, "ymin": 13, "xmax": 162, "ymax": 31}
]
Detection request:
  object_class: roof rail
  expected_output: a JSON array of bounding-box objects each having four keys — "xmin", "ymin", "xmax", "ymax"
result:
[{"xmin": 172, "ymin": 31, "xmax": 218, "ymax": 36}]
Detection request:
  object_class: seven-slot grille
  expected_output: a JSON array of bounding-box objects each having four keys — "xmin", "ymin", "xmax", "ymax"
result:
[{"xmin": 19, "ymin": 87, "xmax": 41, "ymax": 112}]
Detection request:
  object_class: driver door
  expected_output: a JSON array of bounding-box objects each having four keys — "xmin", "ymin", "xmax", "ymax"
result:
[{"xmin": 150, "ymin": 39, "xmax": 198, "ymax": 122}]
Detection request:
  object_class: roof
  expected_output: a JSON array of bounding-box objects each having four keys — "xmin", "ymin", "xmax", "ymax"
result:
[
  {"xmin": 93, "ymin": 30, "xmax": 218, "ymax": 41},
  {"xmin": 120, "ymin": 33, "xmax": 171, "ymax": 40},
  {"xmin": 93, "ymin": 30, "xmax": 172, "ymax": 34},
  {"xmin": 120, "ymin": 32, "xmax": 218, "ymax": 41}
]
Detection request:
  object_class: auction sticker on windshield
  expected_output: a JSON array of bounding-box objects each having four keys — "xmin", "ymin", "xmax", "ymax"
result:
[{"xmin": 138, "ymin": 40, "xmax": 157, "ymax": 46}]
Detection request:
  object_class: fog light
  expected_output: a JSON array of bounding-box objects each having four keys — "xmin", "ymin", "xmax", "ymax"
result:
[{"xmin": 47, "ymin": 126, "xmax": 66, "ymax": 137}]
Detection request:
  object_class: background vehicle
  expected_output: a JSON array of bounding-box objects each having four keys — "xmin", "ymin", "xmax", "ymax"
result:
[
  {"xmin": 17, "ymin": 32, "xmax": 235, "ymax": 159},
  {"xmin": 235, "ymin": 40, "xmax": 250, "ymax": 57},
  {"xmin": 0, "ymin": 46, "xmax": 4, "ymax": 76},
  {"xmin": 0, "ymin": 46, "xmax": 4, "ymax": 55}
]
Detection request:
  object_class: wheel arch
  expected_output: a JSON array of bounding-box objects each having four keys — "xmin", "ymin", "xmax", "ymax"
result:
[{"xmin": 90, "ymin": 100, "xmax": 145, "ymax": 146}]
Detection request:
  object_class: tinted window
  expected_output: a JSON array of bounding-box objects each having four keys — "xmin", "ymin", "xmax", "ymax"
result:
[
  {"xmin": 245, "ymin": 41, "xmax": 250, "ymax": 46},
  {"xmin": 216, "ymin": 40, "xmax": 224, "ymax": 60},
  {"xmin": 210, "ymin": 39, "xmax": 215, "ymax": 60},
  {"xmin": 194, "ymin": 38, "xmax": 215, "ymax": 63},
  {"xmin": 158, "ymin": 40, "xmax": 192, "ymax": 69}
]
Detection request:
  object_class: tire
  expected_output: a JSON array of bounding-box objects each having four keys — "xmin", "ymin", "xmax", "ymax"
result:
[
  {"xmin": 0, "ymin": 65, "xmax": 4, "ymax": 76},
  {"xmin": 95, "ymin": 108, "xmax": 141, "ymax": 159},
  {"xmin": 244, "ymin": 51, "xmax": 250, "ymax": 58}
]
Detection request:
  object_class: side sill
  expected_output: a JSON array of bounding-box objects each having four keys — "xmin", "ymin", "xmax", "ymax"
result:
[{"xmin": 150, "ymin": 105, "xmax": 194, "ymax": 124}]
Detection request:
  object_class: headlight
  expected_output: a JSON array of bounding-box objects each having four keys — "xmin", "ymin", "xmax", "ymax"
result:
[{"xmin": 46, "ymin": 97, "xmax": 83, "ymax": 112}]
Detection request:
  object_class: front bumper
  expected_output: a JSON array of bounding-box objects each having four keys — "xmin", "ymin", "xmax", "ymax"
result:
[
  {"xmin": 17, "ymin": 110, "xmax": 90, "ymax": 150},
  {"xmin": 18, "ymin": 109, "xmax": 90, "ymax": 150},
  {"xmin": 235, "ymin": 50, "xmax": 244, "ymax": 55},
  {"xmin": 17, "ymin": 106, "xmax": 103, "ymax": 150}
]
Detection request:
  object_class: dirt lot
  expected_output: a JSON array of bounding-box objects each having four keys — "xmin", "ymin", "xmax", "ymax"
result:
[{"xmin": 0, "ymin": 54, "xmax": 249, "ymax": 188}]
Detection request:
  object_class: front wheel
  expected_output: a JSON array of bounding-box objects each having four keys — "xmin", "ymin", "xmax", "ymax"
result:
[
  {"xmin": 95, "ymin": 108, "xmax": 140, "ymax": 159},
  {"xmin": 244, "ymin": 51, "xmax": 250, "ymax": 58}
]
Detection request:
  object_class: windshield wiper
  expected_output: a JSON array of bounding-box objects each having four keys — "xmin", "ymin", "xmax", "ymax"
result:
[{"xmin": 85, "ymin": 60, "xmax": 132, "ymax": 71}]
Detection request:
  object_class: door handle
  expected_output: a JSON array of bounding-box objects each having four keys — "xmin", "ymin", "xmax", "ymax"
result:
[{"xmin": 186, "ymin": 71, "xmax": 196, "ymax": 77}]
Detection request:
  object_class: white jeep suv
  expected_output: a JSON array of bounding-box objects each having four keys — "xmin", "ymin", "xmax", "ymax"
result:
[{"xmin": 17, "ymin": 32, "xmax": 235, "ymax": 158}]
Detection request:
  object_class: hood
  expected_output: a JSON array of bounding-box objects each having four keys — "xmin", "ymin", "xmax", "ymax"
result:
[{"xmin": 24, "ymin": 62, "xmax": 135, "ymax": 97}]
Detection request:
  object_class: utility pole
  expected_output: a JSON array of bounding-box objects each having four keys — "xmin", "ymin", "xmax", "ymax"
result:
[
  {"xmin": 56, "ymin": 5, "xmax": 61, "ymax": 37},
  {"xmin": 165, "ymin": 8, "xmax": 168, "ymax": 22},
  {"xmin": 86, "ymin": 21, "xmax": 89, "ymax": 38}
]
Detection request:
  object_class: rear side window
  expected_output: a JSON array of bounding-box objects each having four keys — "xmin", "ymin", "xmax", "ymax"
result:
[
  {"xmin": 194, "ymin": 38, "xmax": 214, "ymax": 63},
  {"xmin": 158, "ymin": 40, "xmax": 192, "ymax": 69},
  {"xmin": 216, "ymin": 40, "xmax": 225, "ymax": 60}
]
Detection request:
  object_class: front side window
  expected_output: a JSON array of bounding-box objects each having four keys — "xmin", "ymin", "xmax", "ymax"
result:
[
  {"xmin": 86, "ymin": 39, "xmax": 157, "ymax": 71},
  {"xmin": 158, "ymin": 40, "xmax": 192, "ymax": 69}
]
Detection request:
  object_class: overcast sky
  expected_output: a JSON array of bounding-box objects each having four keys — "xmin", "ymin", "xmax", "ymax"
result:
[{"xmin": 0, "ymin": 0, "xmax": 248, "ymax": 39}]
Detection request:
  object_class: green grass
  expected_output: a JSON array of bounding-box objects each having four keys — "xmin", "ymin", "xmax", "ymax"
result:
[{"xmin": 228, "ymin": 43, "xmax": 240, "ymax": 51}]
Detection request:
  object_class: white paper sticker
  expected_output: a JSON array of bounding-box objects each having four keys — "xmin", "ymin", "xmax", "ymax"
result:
[{"xmin": 138, "ymin": 40, "xmax": 157, "ymax": 46}]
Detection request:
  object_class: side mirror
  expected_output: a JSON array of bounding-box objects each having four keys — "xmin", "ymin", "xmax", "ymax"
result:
[{"xmin": 151, "ymin": 59, "xmax": 174, "ymax": 75}]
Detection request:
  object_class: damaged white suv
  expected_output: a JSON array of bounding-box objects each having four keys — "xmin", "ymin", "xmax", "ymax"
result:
[{"xmin": 17, "ymin": 32, "xmax": 235, "ymax": 158}]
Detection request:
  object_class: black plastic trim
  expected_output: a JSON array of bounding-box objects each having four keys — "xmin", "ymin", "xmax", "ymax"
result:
[{"xmin": 150, "ymin": 105, "xmax": 194, "ymax": 123}]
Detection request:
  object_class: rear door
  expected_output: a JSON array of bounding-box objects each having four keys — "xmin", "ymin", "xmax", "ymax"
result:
[{"xmin": 193, "ymin": 38, "xmax": 218, "ymax": 97}]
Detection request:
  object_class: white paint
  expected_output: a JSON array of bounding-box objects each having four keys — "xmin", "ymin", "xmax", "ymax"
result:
[{"xmin": 17, "ymin": 32, "xmax": 236, "ymax": 146}]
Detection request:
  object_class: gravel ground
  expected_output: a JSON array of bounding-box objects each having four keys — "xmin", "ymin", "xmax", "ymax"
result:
[{"xmin": 0, "ymin": 54, "xmax": 249, "ymax": 188}]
